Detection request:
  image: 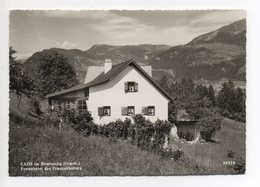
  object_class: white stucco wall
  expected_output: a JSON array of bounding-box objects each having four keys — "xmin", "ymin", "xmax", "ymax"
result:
[{"xmin": 86, "ymin": 65, "xmax": 170, "ymax": 125}]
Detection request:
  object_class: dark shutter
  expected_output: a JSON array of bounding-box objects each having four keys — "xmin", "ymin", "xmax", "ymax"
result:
[
  {"xmin": 124, "ymin": 82, "xmax": 128, "ymax": 92},
  {"xmin": 82, "ymin": 100, "xmax": 87, "ymax": 109},
  {"xmin": 98, "ymin": 107, "xmax": 104, "ymax": 116},
  {"xmin": 142, "ymin": 107, "xmax": 148, "ymax": 115},
  {"xmin": 134, "ymin": 82, "xmax": 138, "ymax": 92},
  {"xmin": 121, "ymin": 107, "xmax": 127, "ymax": 116}
]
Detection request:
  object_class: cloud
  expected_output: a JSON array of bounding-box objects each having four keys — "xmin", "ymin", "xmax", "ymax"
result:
[
  {"xmin": 190, "ymin": 10, "xmax": 246, "ymax": 27},
  {"xmin": 43, "ymin": 10, "xmax": 115, "ymax": 21},
  {"xmin": 55, "ymin": 41, "xmax": 77, "ymax": 48},
  {"xmin": 84, "ymin": 10, "xmax": 246, "ymax": 46},
  {"xmin": 10, "ymin": 10, "xmax": 246, "ymax": 58}
]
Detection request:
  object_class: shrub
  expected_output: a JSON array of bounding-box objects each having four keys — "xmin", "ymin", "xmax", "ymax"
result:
[
  {"xmin": 132, "ymin": 115, "xmax": 173, "ymax": 151},
  {"xmin": 227, "ymin": 149, "xmax": 235, "ymax": 158},
  {"xmin": 232, "ymin": 157, "xmax": 246, "ymax": 174},
  {"xmin": 152, "ymin": 119, "xmax": 172, "ymax": 151},
  {"xmin": 42, "ymin": 112, "xmax": 60, "ymax": 128},
  {"xmin": 57, "ymin": 112, "xmax": 174, "ymax": 155},
  {"xmin": 135, "ymin": 119, "xmax": 154, "ymax": 149},
  {"xmin": 61, "ymin": 109, "xmax": 94, "ymax": 134},
  {"xmin": 100, "ymin": 118, "xmax": 131, "ymax": 139},
  {"xmin": 197, "ymin": 116, "xmax": 222, "ymax": 142}
]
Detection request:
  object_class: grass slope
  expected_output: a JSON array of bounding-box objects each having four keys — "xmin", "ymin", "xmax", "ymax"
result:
[
  {"xmin": 9, "ymin": 118, "xmax": 206, "ymax": 176},
  {"xmin": 172, "ymin": 118, "xmax": 246, "ymax": 174}
]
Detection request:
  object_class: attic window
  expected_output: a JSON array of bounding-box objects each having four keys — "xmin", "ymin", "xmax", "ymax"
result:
[{"xmin": 125, "ymin": 82, "xmax": 138, "ymax": 92}]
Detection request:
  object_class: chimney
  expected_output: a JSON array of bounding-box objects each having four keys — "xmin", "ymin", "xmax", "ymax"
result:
[{"xmin": 104, "ymin": 59, "xmax": 112, "ymax": 73}]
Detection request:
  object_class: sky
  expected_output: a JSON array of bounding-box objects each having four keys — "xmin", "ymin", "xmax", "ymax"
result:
[{"xmin": 9, "ymin": 10, "xmax": 246, "ymax": 59}]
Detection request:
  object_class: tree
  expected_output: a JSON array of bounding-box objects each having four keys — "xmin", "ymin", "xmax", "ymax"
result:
[
  {"xmin": 234, "ymin": 87, "xmax": 245, "ymax": 113},
  {"xmin": 158, "ymin": 75, "xmax": 171, "ymax": 94},
  {"xmin": 172, "ymin": 78, "xmax": 195, "ymax": 109},
  {"xmin": 9, "ymin": 47, "xmax": 22, "ymax": 94},
  {"xmin": 195, "ymin": 85, "xmax": 208, "ymax": 99},
  {"xmin": 36, "ymin": 52, "xmax": 78, "ymax": 96},
  {"xmin": 186, "ymin": 95, "xmax": 214, "ymax": 120},
  {"xmin": 208, "ymin": 84, "xmax": 216, "ymax": 106},
  {"xmin": 197, "ymin": 115, "xmax": 222, "ymax": 141},
  {"xmin": 217, "ymin": 81, "xmax": 235, "ymax": 112},
  {"xmin": 216, "ymin": 80, "xmax": 246, "ymax": 121},
  {"xmin": 9, "ymin": 47, "xmax": 35, "ymax": 108}
]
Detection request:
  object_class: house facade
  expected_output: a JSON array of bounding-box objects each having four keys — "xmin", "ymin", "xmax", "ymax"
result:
[{"xmin": 46, "ymin": 59, "xmax": 172, "ymax": 125}]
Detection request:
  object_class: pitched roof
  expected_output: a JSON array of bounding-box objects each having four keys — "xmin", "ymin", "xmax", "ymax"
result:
[
  {"xmin": 84, "ymin": 66, "xmax": 104, "ymax": 84},
  {"xmin": 46, "ymin": 59, "xmax": 173, "ymax": 101}
]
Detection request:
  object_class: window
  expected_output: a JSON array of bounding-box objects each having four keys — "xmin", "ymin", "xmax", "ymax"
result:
[
  {"xmin": 103, "ymin": 106, "xmax": 111, "ymax": 116},
  {"xmin": 148, "ymin": 106, "xmax": 155, "ymax": 116},
  {"xmin": 98, "ymin": 106, "xmax": 111, "ymax": 116},
  {"xmin": 142, "ymin": 106, "xmax": 155, "ymax": 116},
  {"xmin": 122, "ymin": 106, "xmax": 135, "ymax": 116},
  {"xmin": 124, "ymin": 82, "xmax": 138, "ymax": 92},
  {"xmin": 77, "ymin": 99, "xmax": 87, "ymax": 113},
  {"xmin": 127, "ymin": 106, "xmax": 135, "ymax": 116}
]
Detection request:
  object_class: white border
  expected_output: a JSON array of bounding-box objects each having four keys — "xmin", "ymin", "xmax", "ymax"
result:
[{"xmin": 1, "ymin": 0, "xmax": 260, "ymax": 187}]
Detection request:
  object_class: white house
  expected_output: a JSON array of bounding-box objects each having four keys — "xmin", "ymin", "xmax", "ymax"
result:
[{"xmin": 46, "ymin": 59, "xmax": 173, "ymax": 125}]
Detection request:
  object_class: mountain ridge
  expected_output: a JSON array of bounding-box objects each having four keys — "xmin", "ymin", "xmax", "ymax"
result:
[
  {"xmin": 150, "ymin": 19, "xmax": 246, "ymax": 81},
  {"xmin": 22, "ymin": 19, "xmax": 246, "ymax": 82}
]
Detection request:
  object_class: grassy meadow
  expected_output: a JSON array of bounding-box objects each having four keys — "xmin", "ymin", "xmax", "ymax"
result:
[{"xmin": 170, "ymin": 118, "xmax": 246, "ymax": 174}]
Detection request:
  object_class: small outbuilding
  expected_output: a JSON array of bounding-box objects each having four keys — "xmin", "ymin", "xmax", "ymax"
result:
[{"xmin": 176, "ymin": 109, "xmax": 199, "ymax": 141}]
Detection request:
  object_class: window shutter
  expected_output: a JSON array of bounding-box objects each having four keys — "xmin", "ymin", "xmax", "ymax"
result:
[
  {"xmin": 134, "ymin": 82, "xmax": 138, "ymax": 92},
  {"xmin": 142, "ymin": 107, "xmax": 148, "ymax": 115},
  {"xmin": 98, "ymin": 107, "xmax": 104, "ymax": 116},
  {"xmin": 124, "ymin": 82, "xmax": 128, "ymax": 92},
  {"xmin": 121, "ymin": 107, "xmax": 127, "ymax": 116}
]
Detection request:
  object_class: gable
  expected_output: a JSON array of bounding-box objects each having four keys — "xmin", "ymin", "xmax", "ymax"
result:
[{"xmin": 90, "ymin": 64, "xmax": 171, "ymax": 102}]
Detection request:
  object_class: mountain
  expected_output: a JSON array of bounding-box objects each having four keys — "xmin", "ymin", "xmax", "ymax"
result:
[
  {"xmin": 23, "ymin": 44, "xmax": 172, "ymax": 83},
  {"xmin": 188, "ymin": 19, "xmax": 246, "ymax": 46},
  {"xmin": 150, "ymin": 19, "xmax": 246, "ymax": 81},
  {"xmin": 85, "ymin": 44, "xmax": 171, "ymax": 65},
  {"xmin": 22, "ymin": 19, "xmax": 246, "ymax": 83}
]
